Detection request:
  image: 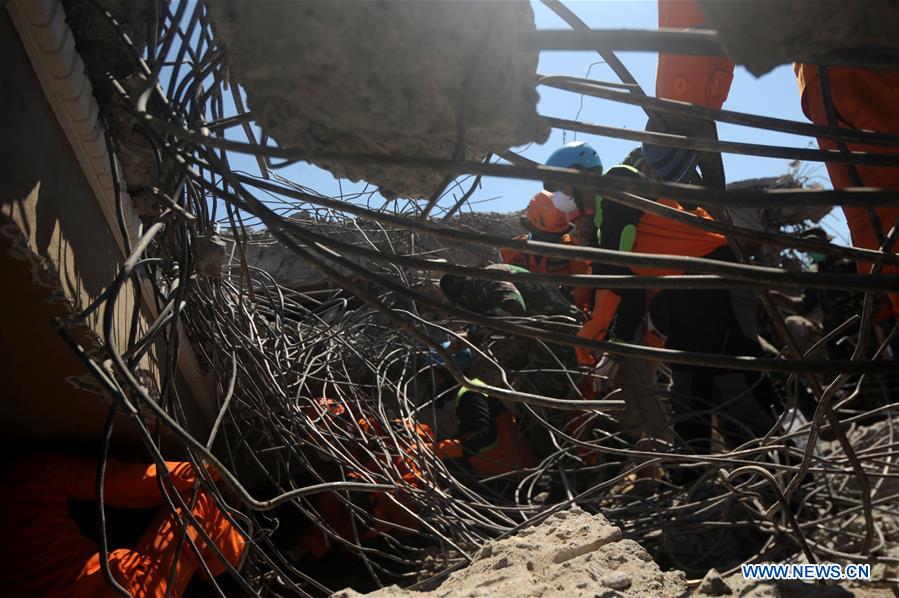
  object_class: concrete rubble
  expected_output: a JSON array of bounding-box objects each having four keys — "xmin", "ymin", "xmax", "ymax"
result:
[
  {"xmin": 206, "ymin": 1, "xmax": 549, "ymax": 200},
  {"xmin": 336, "ymin": 507, "xmax": 687, "ymax": 598},
  {"xmin": 237, "ymin": 211, "xmax": 524, "ymax": 291},
  {"xmin": 334, "ymin": 497, "xmax": 897, "ymax": 597},
  {"xmin": 698, "ymin": 0, "xmax": 899, "ymax": 76}
]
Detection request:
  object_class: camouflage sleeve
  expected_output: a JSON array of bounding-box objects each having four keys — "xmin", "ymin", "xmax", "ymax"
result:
[{"xmin": 487, "ymin": 280, "xmax": 527, "ymax": 316}]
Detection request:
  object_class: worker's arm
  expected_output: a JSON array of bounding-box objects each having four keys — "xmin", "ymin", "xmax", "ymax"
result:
[
  {"xmin": 576, "ymin": 289, "xmax": 620, "ymax": 365},
  {"xmin": 644, "ymin": 0, "xmax": 736, "ymax": 181},
  {"xmin": 584, "ymin": 167, "xmax": 648, "ymax": 344},
  {"xmin": 30, "ymin": 453, "xmax": 200, "ymax": 508},
  {"xmin": 455, "ymin": 391, "xmax": 498, "ymax": 456},
  {"xmin": 567, "ymin": 252, "xmax": 593, "ymax": 312}
]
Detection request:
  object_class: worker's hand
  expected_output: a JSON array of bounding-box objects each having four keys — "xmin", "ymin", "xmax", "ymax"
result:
[
  {"xmin": 575, "ymin": 346, "xmax": 595, "ymax": 368},
  {"xmin": 576, "ymin": 312, "xmax": 611, "ymax": 366},
  {"xmin": 592, "ymin": 353, "xmax": 621, "ymax": 398},
  {"xmin": 437, "ymin": 438, "xmax": 463, "ymax": 460}
]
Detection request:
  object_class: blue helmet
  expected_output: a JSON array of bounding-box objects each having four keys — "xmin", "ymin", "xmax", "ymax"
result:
[{"xmin": 545, "ymin": 141, "xmax": 602, "ymax": 173}]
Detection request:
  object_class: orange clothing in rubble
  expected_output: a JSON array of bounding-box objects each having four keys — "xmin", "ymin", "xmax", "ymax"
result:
[
  {"xmin": 297, "ymin": 414, "xmax": 434, "ymax": 558},
  {"xmin": 0, "ymin": 454, "xmax": 245, "ymax": 598},
  {"xmin": 629, "ymin": 199, "xmax": 726, "ymax": 275},
  {"xmin": 436, "ymin": 381, "xmax": 538, "ymax": 478},
  {"xmin": 501, "ymin": 232, "xmax": 592, "ymax": 311},
  {"xmin": 657, "ymin": 0, "xmax": 899, "ymax": 317},
  {"xmin": 437, "ymin": 409, "xmax": 539, "ymax": 478}
]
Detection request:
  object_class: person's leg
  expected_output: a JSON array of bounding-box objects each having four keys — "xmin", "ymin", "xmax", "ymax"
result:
[
  {"xmin": 716, "ymin": 289, "xmax": 779, "ymax": 445},
  {"xmin": 612, "ymin": 355, "xmax": 672, "ymax": 444},
  {"xmin": 669, "ymin": 366, "xmax": 714, "ymax": 453},
  {"xmin": 74, "ymin": 490, "xmax": 245, "ymax": 598},
  {"xmin": 802, "ymin": 67, "xmax": 899, "ymax": 318},
  {"xmin": 664, "ymin": 285, "xmax": 778, "ymax": 450},
  {"xmin": 656, "ymin": 288, "xmax": 723, "ymax": 452}
]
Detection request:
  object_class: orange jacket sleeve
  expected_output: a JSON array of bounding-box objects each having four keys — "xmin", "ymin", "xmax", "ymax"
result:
[
  {"xmin": 500, "ymin": 247, "xmax": 527, "ymax": 268},
  {"xmin": 576, "ymin": 289, "xmax": 622, "ymax": 366},
  {"xmin": 32, "ymin": 454, "xmax": 201, "ymax": 508},
  {"xmin": 568, "ymin": 257, "xmax": 593, "ymax": 312},
  {"xmin": 657, "ymin": 0, "xmax": 734, "ymax": 109}
]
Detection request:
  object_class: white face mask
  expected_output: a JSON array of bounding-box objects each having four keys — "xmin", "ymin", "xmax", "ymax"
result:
[{"xmin": 551, "ymin": 190, "xmax": 577, "ymax": 214}]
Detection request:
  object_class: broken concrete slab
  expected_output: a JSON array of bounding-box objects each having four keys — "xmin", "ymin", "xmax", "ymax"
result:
[
  {"xmin": 698, "ymin": 0, "xmax": 899, "ymax": 77},
  {"xmin": 207, "ymin": 0, "xmax": 549, "ymax": 200}
]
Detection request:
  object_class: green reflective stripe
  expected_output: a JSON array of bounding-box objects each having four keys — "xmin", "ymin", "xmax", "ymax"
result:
[
  {"xmin": 454, "ymin": 378, "xmax": 487, "ymax": 408},
  {"xmin": 613, "ymin": 164, "xmax": 641, "ymax": 176},
  {"xmin": 619, "ymin": 224, "xmax": 637, "ymax": 252},
  {"xmin": 593, "ymin": 164, "xmax": 641, "ymax": 250}
]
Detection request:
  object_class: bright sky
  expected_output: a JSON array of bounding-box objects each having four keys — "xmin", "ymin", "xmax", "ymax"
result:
[{"xmin": 222, "ymin": 1, "xmax": 851, "ymax": 243}]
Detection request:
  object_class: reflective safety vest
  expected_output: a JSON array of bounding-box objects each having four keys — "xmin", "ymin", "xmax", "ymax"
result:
[
  {"xmin": 451, "ymin": 380, "xmax": 538, "ymax": 477},
  {"xmin": 592, "ymin": 163, "xmax": 726, "ymax": 276}
]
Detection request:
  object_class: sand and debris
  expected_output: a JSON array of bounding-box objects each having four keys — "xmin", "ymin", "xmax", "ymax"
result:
[{"xmin": 337, "ymin": 507, "xmax": 687, "ymax": 598}]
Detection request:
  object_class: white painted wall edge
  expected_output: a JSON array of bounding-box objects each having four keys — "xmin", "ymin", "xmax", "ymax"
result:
[{"xmin": 6, "ymin": 0, "xmax": 217, "ymax": 425}]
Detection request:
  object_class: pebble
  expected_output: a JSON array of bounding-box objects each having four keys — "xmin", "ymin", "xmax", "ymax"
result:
[{"xmin": 602, "ymin": 572, "xmax": 632, "ymax": 590}]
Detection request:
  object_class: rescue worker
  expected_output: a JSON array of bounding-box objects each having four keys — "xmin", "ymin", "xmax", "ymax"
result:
[
  {"xmin": 542, "ymin": 140, "xmax": 604, "ymax": 249},
  {"xmin": 550, "ymin": 144, "xmax": 778, "ymax": 452},
  {"xmin": 0, "ymin": 453, "xmax": 246, "ymax": 598},
  {"xmin": 644, "ymin": 0, "xmax": 899, "ymax": 319},
  {"xmin": 501, "ymin": 191, "xmax": 592, "ymax": 312},
  {"xmin": 428, "ymin": 358, "xmax": 539, "ymax": 478}
]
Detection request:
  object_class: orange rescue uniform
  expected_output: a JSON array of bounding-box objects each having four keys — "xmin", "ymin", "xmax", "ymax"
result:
[
  {"xmin": 575, "ymin": 164, "xmax": 727, "ymax": 365},
  {"xmin": 0, "ymin": 454, "xmax": 245, "ymax": 598},
  {"xmin": 657, "ymin": 0, "xmax": 899, "ymax": 318},
  {"xmin": 502, "ymin": 233, "xmax": 592, "ymax": 311}
]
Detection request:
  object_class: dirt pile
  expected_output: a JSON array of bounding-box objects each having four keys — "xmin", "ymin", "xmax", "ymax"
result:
[{"xmin": 336, "ymin": 507, "xmax": 687, "ymax": 598}]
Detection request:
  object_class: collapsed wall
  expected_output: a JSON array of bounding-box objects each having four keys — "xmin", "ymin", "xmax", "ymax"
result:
[{"xmin": 206, "ymin": 0, "xmax": 550, "ymax": 200}]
